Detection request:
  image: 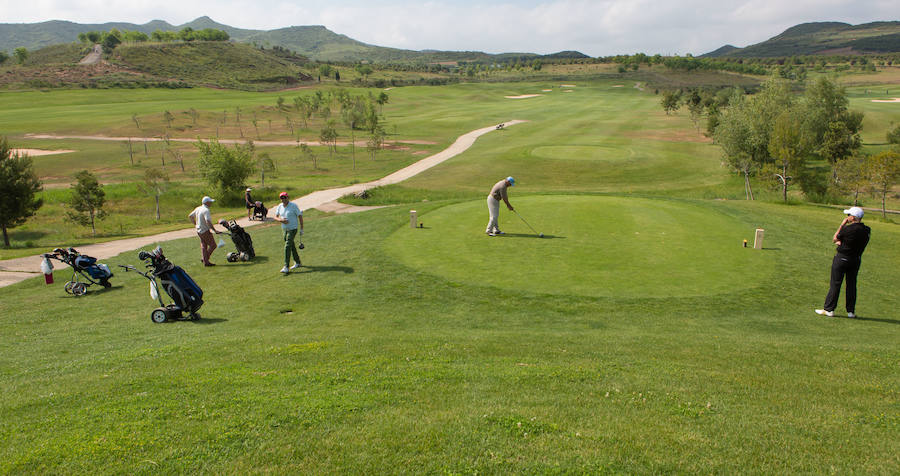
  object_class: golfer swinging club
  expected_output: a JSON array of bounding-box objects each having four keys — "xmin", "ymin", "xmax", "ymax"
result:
[
  {"xmin": 485, "ymin": 176, "xmax": 514, "ymax": 236},
  {"xmin": 815, "ymin": 206, "xmax": 870, "ymax": 318}
]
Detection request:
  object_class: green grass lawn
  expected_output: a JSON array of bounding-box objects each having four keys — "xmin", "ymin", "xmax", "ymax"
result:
[
  {"xmin": 1, "ymin": 78, "xmax": 899, "ymax": 472},
  {"xmin": 1, "ymin": 199, "xmax": 898, "ymax": 473}
]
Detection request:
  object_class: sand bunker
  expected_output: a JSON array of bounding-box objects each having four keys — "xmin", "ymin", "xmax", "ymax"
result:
[
  {"xmin": 563, "ymin": 90, "xmax": 574, "ymax": 93},
  {"xmin": 561, "ymin": 84, "xmax": 576, "ymax": 87},
  {"xmin": 612, "ymin": 85, "xmax": 624, "ymax": 88},
  {"xmin": 871, "ymin": 98, "xmax": 900, "ymax": 103},
  {"xmin": 541, "ymin": 89, "xmax": 553, "ymax": 92},
  {"xmin": 11, "ymin": 149, "xmax": 75, "ymax": 156},
  {"xmin": 505, "ymin": 94, "xmax": 542, "ymax": 99}
]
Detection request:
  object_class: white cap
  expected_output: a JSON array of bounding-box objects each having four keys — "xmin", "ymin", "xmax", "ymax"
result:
[
  {"xmin": 246, "ymin": 188, "xmax": 252, "ymax": 192},
  {"xmin": 202, "ymin": 196, "xmax": 215, "ymax": 204},
  {"xmin": 843, "ymin": 206, "xmax": 863, "ymax": 219}
]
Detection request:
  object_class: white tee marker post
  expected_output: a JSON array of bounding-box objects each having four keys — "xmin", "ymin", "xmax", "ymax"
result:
[
  {"xmin": 753, "ymin": 228, "xmax": 765, "ymax": 250},
  {"xmin": 410, "ymin": 210, "xmax": 417, "ymax": 228}
]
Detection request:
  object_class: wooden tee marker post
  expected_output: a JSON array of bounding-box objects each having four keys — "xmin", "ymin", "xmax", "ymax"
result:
[{"xmin": 753, "ymin": 228, "xmax": 765, "ymax": 250}]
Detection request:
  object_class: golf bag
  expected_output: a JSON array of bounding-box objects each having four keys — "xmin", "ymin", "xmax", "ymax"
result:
[
  {"xmin": 219, "ymin": 219, "xmax": 255, "ymax": 262},
  {"xmin": 120, "ymin": 247, "xmax": 203, "ymax": 323},
  {"xmin": 41, "ymin": 247, "xmax": 113, "ymax": 296},
  {"xmin": 251, "ymin": 201, "xmax": 267, "ymax": 221}
]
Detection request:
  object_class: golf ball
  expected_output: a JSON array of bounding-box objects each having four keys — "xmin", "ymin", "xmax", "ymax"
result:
[{"xmin": 539, "ymin": 233, "xmax": 544, "ymax": 238}]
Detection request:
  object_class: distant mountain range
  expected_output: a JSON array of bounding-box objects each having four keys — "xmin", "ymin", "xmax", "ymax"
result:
[
  {"xmin": 0, "ymin": 16, "xmax": 588, "ymax": 63},
  {"xmin": 3, "ymin": 17, "xmax": 899, "ymax": 62},
  {"xmin": 702, "ymin": 21, "xmax": 900, "ymax": 57}
]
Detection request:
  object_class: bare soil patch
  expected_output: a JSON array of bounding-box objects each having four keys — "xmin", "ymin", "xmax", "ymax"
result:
[
  {"xmin": 871, "ymin": 98, "xmax": 900, "ymax": 103},
  {"xmin": 622, "ymin": 129, "xmax": 713, "ymax": 143},
  {"xmin": 12, "ymin": 149, "xmax": 75, "ymax": 156},
  {"xmin": 505, "ymin": 94, "xmax": 542, "ymax": 99}
]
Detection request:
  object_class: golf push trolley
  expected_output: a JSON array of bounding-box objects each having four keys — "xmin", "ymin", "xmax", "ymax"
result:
[
  {"xmin": 41, "ymin": 247, "xmax": 114, "ymax": 296},
  {"xmin": 119, "ymin": 247, "xmax": 204, "ymax": 323}
]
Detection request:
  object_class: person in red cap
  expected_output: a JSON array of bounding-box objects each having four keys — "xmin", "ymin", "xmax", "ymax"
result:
[{"xmin": 273, "ymin": 191, "xmax": 303, "ymax": 274}]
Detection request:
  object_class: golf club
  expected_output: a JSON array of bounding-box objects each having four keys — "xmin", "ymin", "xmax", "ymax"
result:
[{"xmin": 513, "ymin": 210, "xmax": 543, "ymax": 238}]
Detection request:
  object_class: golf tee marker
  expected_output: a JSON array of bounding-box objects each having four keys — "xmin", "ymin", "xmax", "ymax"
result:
[
  {"xmin": 410, "ymin": 210, "xmax": 418, "ymax": 228},
  {"xmin": 754, "ymin": 228, "xmax": 765, "ymax": 250}
]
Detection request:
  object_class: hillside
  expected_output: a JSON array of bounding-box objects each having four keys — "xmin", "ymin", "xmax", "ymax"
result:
[
  {"xmin": 704, "ymin": 21, "xmax": 900, "ymax": 57},
  {"xmin": 0, "ymin": 16, "xmax": 583, "ymax": 63}
]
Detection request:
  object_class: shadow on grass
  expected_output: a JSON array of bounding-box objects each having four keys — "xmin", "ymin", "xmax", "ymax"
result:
[
  {"xmin": 499, "ymin": 233, "xmax": 566, "ymax": 240},
  {"xmin": 291, "ymin": 265, "xmax": 354, "ymax": 274},
  {"xmin": 851, "ymin": 315, "xmax": 900, "ymax": 326},
  {"xmin": 189, "ymin": 318, "xmax": 228, "ymax": 325}
]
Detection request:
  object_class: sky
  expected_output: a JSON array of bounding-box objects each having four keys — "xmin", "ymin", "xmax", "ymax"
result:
[{"xmin": 1, "ymin": 0, "xmax": 896, "ymax": 56}]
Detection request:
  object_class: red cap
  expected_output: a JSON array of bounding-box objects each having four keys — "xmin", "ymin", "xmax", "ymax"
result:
[{"xmin": 279, "ymin": 192, "xmax": 289, "ymax": 198}]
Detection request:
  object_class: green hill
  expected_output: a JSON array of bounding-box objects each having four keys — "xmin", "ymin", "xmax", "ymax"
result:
[
  {"xmin": 111, "ymin": 41, "xmax": 312, "ymax": 89},
  {"xmin": 704, "ymin": 21, "xmax": 900, "ymax": 57},
  {"xmin": 0, "ymin": 16, "xmax": 583, "ymax": 64}
]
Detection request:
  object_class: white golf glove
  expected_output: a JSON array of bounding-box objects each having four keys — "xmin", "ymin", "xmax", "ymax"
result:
[{"xmin": 299, "ymin": 229, "xmax": 304, "ymax": 235}]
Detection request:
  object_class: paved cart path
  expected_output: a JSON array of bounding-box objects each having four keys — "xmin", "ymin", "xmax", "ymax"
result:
[{"xmin": 0, "ymin": 120, "xmax": 525, "ymax": 287}]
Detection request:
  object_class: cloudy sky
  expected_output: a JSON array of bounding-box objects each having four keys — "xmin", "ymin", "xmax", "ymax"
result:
[{"xmin": 1, "ymin": 0, "xmax": 896, "ymax": 56}]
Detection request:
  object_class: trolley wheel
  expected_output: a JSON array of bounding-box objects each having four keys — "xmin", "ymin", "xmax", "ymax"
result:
[
  {"xmin": 100, "ymin": 279, "xmax": 111, "ymax": 288},
  {"xmin": 64, "ymin": 281, "xmax": 75, "ymax": 294},
  {"xmin": 71, "ymin": 282, "xmax": 87, "ymax": 296},
  {"xmin": 150, "ymin": 308, "xmax": 168, "ymax": 323},
  {"xmin": 189, "ymin": 312, "xmax": 201, "ymax": 321}
]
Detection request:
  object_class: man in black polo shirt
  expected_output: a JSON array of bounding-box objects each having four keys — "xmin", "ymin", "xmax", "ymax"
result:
[{"xmin": 816, "ymin": 207, "xmax": 871, "ymax": 318}]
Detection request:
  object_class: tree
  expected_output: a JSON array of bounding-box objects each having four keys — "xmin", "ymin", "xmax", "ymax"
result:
[
  {"xmin": 319, "ymin": 121, "xmax": 338, "ymax": 158},
  {"xmin": 257, "ymin": 152, "xmax": 276, "ymax": 188},
  {"xmin": 101, "ymin": 30, "xmax": 121, "ymax": 53},
  {"xmin": 867, "ymin": 150, "xmax": 900, "ymax": 218},
  {"xmin": 195, "ymin": 139, "xmax": 256, "ymax": 196},
  {"xmin": 367, "ymin": 126, "xmax": 386, "ymax": 160},
  {"xmin": 767, "ymin": 108, "xmax": 810, "ymax": 202},
  {"xmin": 0, "ymin": 51, "xmax": 9, "ymax": 65},
  {"xmin": 660, "ymin": 90, "xmax": 681, "ymax": 115},
  {"xmin": 163, "ymin": 110, "xmax": 175, "ymax": 129},
  {"xmin": 13, "ymin": 47, "xmax": 28, "ymax": 65},
  {"xmin": 300, "ymin": 143, "xmax": 317, "ymax": 169},
  {"xmin": 821, "ymin": 120, "xmax": 861, "ymax": 167},
  {"xmin": 65, "ymin": 170, "xmax": 106, "ymax": 237},
  {"xmin": 887, "ymin": 124, "xmax": 900, "ymax": 145},
  {"xmin": 137, "ymin": 168, "xmax": 168, "ymax": 220},
  {"xmin": 833, "ymin": 154, "xmax": 868, "ymax": 205},
  {"xmin": 0, "ymin": 138, "xmax": 43, "ymax": 247},
  {"xmin": 355, "ymin": 64, "xmax": 373, "ymax": 81},
  {"xmin": 376, "ymin": 91, "xmax": 389, "ymax": 114}
]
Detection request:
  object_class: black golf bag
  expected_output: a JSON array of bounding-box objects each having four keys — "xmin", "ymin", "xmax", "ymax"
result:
[
  {"xmin": 219, "ymin": 219, "xmax": 255, "ymax": 262},
  {"xmin": 251, "ymin": 201, "xmax": 267, "ymax": 221},
  {"xmin": 42, "ymin": 247, "xmax": 114, "ymax": 295},
  {"xmin": 120, "ymin": 247, "xmax": 203, "ymax": 323}
]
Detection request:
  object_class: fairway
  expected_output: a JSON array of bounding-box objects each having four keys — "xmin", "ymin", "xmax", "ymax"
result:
[{"xmin": 386, "ymin": 196, "xmax": 775, "ymax": 298}]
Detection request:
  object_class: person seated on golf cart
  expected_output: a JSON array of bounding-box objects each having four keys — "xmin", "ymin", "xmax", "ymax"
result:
[{"xmin": 485, "ymin": 176, "xmax": 514, "ymax": 236}]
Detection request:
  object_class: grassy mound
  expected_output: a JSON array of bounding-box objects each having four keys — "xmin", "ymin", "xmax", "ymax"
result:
[{"xmin": 386, "ymin": 195, "xmax": 775, "ymax": 298}]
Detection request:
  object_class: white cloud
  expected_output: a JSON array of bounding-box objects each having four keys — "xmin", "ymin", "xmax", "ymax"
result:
[{"xmin": 1, "ymin": 0, "xmax": 897, "ymax": 56}]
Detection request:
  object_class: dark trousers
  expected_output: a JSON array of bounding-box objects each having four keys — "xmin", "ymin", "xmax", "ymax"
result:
[{"xmin": 823, "ymin": 253, "xmax": 861, "ymax": 313}]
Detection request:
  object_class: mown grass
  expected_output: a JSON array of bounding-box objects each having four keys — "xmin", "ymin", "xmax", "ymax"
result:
[{"xmin": 1, "ymin": 198, "xmax": 898, "ymax": 473}]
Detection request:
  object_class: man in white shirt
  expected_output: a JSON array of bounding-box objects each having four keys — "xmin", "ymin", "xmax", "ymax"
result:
[
  {"xmin": 188, "ymin": 196, "xmax": 222, "ymax": 266},
  {"xmin": 486, "ymin": 176, "xmax": 515, "ymax": 236},
  {"xmin": 273, "ymin": 191, "xmax": 304, "ymax": 274}
]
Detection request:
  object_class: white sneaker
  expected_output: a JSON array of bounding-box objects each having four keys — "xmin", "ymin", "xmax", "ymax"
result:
[
  {"xmin": 847, "ymin": 312, "xmax": 856, "ymax": 318},
  {"xmin": 280, "ymin": 266, "xmax": 289, "ymax": 274},
  {"xmin": 815, "ymin": 309, "xmax": 834, "ymax": 317},
  {"xmin": 290, "ymin": 263, "xmax": 301, "ymax": 270}
]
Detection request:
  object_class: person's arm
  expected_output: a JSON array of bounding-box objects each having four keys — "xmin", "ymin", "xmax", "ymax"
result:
[
  {"xmin": 188, "ymin": 209, "xmax": 197, "ymax": 225},
  {"xmin": 206, "ymin": 215, "xmax": 221, "ymax": 234},
  {"xmin": 833, "ymin": 217, "xmax": 852, "ymax": 244},
  {"xmin": 501, "ymin": 188, "xmax": 513, "ymax": 211},
  {"xmin": 273, "ymin": 205, "xmax": 287, "ymax": 223}
]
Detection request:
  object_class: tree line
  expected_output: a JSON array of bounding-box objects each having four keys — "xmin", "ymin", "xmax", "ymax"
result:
[
  {"xmin": 77, "ymin": 27, "xmax": 229, "ymax": 52},
  {"xmin": 661, "ymin": 77, "xmax": 900, "ymax": 216}
]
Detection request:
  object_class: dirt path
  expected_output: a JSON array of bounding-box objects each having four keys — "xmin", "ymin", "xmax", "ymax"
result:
[
  {"xmin": 24, "ymin": 133, "xmax": 436, "ymax": 148},
  {"xmin": 0, "ymin": 120, "xmax": 526, "ymax": 287},
  {"xmin": 78, "ymin": 44, "xmax": 102, "ymax": 65}
]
